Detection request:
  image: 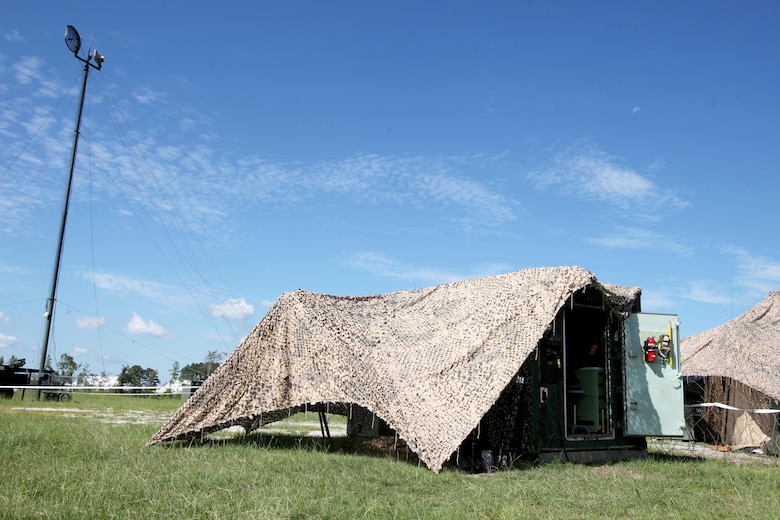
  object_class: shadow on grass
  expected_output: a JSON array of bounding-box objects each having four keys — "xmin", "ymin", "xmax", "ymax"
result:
[
  {"xmin": 165, "ymin": 431, "xmax": 430, "ymax": 466},
  {"xmin": 644, "ymin": 451, "xmax": 707, "ymax": 464},
  {"xmin": 159, "ymin": 431, "xmax": 550, "ymax": 473},
  {"xmin": 158, "ymin": 432, "xmax": 712, "ymax": 474}
]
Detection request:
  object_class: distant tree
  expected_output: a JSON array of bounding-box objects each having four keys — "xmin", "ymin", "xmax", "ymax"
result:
[
  {"xmin": 179, "ymin": 351, "xmax": 227, "ymax": 383},
  {"xmin": 116, "ymin": 364, "xmax": 160, "ymax": 392},
  {"xmin": 179, "ymin": 362, "xmax": 207, "ymax": 383},
  {"xmin": 204, "ymin": 350, "xmax": 226, "ymax": 377},
  {"xmin": 116, "ymin": 365, "xmax": 141, "ymax": 389},
  {"xmin": 141, "ymin": 367, "xmax": 160, "ymax": 387},
  {"xmin": 45, "ymin": 355, "xmax": 54, "ymax": 372},
  {"xmin": 57, "ymin": 353, "xmax": 80, "ymax": 377},
  {"xmin": 169, "ymin": 361, "xmax": 180, "ymax": 384},
  {"xmin": 76, "ymin": 364, "xmax": 93, "ymax": 386},
  {"xmin": 0, "ymin": 356, "xmax": 4, "ymax": 365},
  {"xmin": 7, "ymin": 355, "xmax": 19, "ymax": 366}
]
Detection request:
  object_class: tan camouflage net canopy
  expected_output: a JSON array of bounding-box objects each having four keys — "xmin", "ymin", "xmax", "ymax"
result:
[
  {"xmin": 681, "ymin": 291, "xmax": 780, "ymax": 402},
  {"xmin": 148, "ymin": 266, "xmax": 640, "ymax": 472}
]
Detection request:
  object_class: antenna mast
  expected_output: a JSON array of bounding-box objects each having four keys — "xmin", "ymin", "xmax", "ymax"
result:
[{"xmin": 36, "ymin": 26, "xmax": 105, "ymax": 398}]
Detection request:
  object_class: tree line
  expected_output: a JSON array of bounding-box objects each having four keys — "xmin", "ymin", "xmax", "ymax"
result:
[{"xmin": 0, "ymin": 350, "xmax": 227, "ymax": 388}]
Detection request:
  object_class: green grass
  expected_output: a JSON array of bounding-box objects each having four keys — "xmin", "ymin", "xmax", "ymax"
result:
[{"xmin": 1, "ymin": 394, "xmax": 779, "ymax": 519}]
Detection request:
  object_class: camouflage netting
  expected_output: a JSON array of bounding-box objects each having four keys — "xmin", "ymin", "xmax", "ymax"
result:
[
  {"xmin": 681, "ymin": 292, "xmax": 780, "ymax": 450},
  {"xmin": 148, "ymin": 266, "xmax": 640, "ymax": 472},
  {"xmin": 681, "ymin": 291, "xmax": 780, "ymax": 402}
]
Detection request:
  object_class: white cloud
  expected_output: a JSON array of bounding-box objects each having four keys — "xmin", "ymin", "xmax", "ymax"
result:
[
  {"xmin": 527, "ymin": 142, "xmax": 687, "ymax": 216},
  {"xmin": 683, "ymin": 280, "xmax": 733, "ymax": 305},
  {"xmin": 344, "ymin": 251, "xmax": 511, "ymax": 286},
  {"xmin": 224, "ymin": 152, "xmax": 517, "ymax": 229},
  {"xmin": 179, "ymin": 118, "xmax": 197, "ymax": 132},
  {"xmin": 122, "ymin": 312, "xmax": 174, "ymax": 338},
  {"xmin": 647, "ymin": 158, "xmax": 666, "ymax": 173},
  {"xmin": 12, "ymin": 56, "xmax": 43, "ymax": 85},
  {"xmin": 133, "ymin": 86, "xmax": 163, "ymax": 105},
  {"xmin": 316, "ymin": 153, "xmax": 517, "ymax": 226},
  {"xmin": 413, "ymin": 171, "xmax": 516, "ymax": 224},
  {"xmin": 639, "ymin": 289, "xmax": 675, "ymax": 313},
  {"xmin": 676, "ymin": 246, "xmax": 780, "ymax": 314},
  {"xmin": 76, "ymin": 315, "xmax": 105, "ymax": 329},
  {"xmin": 88, "ymin": 272, "xmax": 187, "ymax": 306},
  {"xmin": 5, "ymin": 30, "xmax": 25, "ymax": 43},
  {"xmin": 586, "ymin": 227, "xmax": 693, "ymax": 256},
  {"xmin": 0, "ymin": 311, "xmax": 9, "ymax": 323},
  {"xmin": 0, "ymin": 332, "xmax": 20, "ymax": 349},
  {"xmin": 633, "ymin": 106, "xmax": 641, "ymax": 113},
  {"xmin": 210, "ymin": 298, "xmax": 254, "ymax": 320},
  {"xmin": 725, "ymin": 246, "xmax": 780, "ymax": 294},
  {"xmin": 72, "ymin": 346, "xmax": 88, "ymax": 356},
  {"xmin": 4, "ymin": 68, "xmax": 518, "ymax": 241}
]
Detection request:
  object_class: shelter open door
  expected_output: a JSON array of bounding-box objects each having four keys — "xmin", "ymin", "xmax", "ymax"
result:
[{"xmin": 562, "ymin": 289, "xmax": 616, "ymax": 440}]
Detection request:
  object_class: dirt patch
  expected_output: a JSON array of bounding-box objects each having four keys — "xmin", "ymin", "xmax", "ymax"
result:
[
  {"xmin": 12, "ymin": 406, "xmax": 172, "ymax": 425},
  {"xmin": 649, "ymin": 439, "xmax": 780, "ymax": 465}
]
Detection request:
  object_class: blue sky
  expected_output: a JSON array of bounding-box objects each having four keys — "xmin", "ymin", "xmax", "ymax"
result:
[{"xmin": 1, "ymin": 1, "xmax": 779, "ymax": 380}]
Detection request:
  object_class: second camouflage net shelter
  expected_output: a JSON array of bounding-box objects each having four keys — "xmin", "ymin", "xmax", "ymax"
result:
[
  {"xmin": 681, "ymin": 291, "xmax": 780, "ymax": 451},
  {"xmin": 148, "ymin": 266, "xmax": 640, "ymax": 471},
  {"xmin": 681, "ymin": 291, "xmax": 780, "ymax": 401}
]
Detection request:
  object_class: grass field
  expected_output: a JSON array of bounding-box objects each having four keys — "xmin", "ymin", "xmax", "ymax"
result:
[{"xmin": 1, "ymin": 392, "xmax": 779, "ymax": 519}]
